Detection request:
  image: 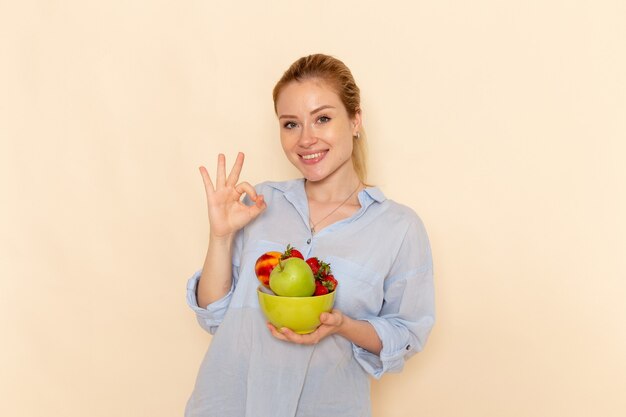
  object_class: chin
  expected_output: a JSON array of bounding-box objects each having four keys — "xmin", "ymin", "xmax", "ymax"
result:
[
  {"xmin": 301, "ymin": 168, "xmax": 331, "ymax": 183},
  {"xmin": 302, "ymin": 174, "xmax": 322, "ymax": 183},
  {"xmin": 297, "ymin": 167, "xmax": 324, "ymax": 182}
]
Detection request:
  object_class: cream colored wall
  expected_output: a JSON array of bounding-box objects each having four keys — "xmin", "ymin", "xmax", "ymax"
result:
[{"xmin": 1, "ymin": 1, "xmax": 625, "ymax": 416}]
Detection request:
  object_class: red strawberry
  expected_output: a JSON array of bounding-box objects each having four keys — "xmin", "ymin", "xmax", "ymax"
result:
[
  {"xmin": 301, "ymin": 255, "xmax": 337, "ymax": 296},
  {"xmin": 282, "ymin": 244, "xmax": 304, "ymax": 260},
  {"xmin": 322, "ymin": 274, "xmax": 337, "ymax": 292},
  {"xmin": 317, "ymin": 261, "xmax": 331, "ymax": 279},
  {"xmin": 306, "ymin": 257, "xmax": 320, "ymax": 275},
  {"xmin": 314, "ymin": 280, "xmax": 329, "ymax": 296}
]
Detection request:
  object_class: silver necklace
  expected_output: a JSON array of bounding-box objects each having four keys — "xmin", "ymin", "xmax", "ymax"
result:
[{"xmin": 308, "ymin": 182, "xmax": 361, "ymax": 234}]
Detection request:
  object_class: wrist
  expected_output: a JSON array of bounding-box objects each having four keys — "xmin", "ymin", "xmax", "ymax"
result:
[
  {"xmin": 335, "ymin": 313, "xmax": 353, "ymax": 338},
  {"xmin": 335, "ymin": 316, "xmax": 382, "ymax": 355},
  {"xmin": 209, "ymin": 231, "xmax": 235, "ymax": 244}
]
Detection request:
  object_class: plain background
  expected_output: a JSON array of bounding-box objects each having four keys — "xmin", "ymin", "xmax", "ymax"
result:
[{"xmin": 2, "ymin": 1, "xmax": 625, "ymax": 416}]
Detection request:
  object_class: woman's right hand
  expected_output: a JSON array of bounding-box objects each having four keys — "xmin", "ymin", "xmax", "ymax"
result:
[{"xmin": 199, "ymin": 152, "xmax": 266, "ymax": 239}]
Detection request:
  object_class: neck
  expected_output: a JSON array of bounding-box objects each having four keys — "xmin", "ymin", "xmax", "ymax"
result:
[{"xmin": 304, "ymin": 173, "xmax": 362, "ymax": 203}]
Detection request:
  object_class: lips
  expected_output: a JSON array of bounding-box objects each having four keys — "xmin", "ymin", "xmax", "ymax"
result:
[{"xmin": 299, "ymin": 150, "xmax": 328, "ymax": 164}]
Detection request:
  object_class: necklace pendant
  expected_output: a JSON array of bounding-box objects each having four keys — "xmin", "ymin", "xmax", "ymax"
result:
[{"xmin": 307, "ymin": 181, "xmax": 361, "ymax": 237}]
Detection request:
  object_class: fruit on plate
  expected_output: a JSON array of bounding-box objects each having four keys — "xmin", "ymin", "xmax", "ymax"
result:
[
  {"xmin": 305, "ymin": 257, "xmax": 338, "ymax": 294},
  {"xmin": 269, "ymin": 257, "xmax": 316, "ymax": 297},
  {"xmin": 321, "ymin": 274, "xmax": 337, "ymax": 293},
  {"xmin": 282, "ymin": 244, "xmax": 304, "ymax": 260},
  {"xmin": 254, "ymin": 251, "xmax": 282, "ymax": 288},
  {"xmin": 255, "ymin": 245, "xmax": 338, "ymax": 296},
  {"xmin": 255, "ymin": 244, "xmax": 305, "ymax": 288},
  {"xmin": 305, "ymin": 257, "xmax": 321, "ymax": 275},
  {"xmin": 314, "ymin": 280, "xmax": 329, "ymax": 296},
  {"xmin": 257, "ymin": 245, "xmax": 339, "ymax": 334}
]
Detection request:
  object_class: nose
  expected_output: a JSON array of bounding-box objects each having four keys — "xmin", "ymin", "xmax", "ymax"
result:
[{"xmin": 298, "ymin": 123, "xmax": 318, "ymax": 148}]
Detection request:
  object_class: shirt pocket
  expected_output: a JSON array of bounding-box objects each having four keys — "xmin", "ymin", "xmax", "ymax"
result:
[
  {"xmin": 239, "ymin": 239, "xmax": 287, "ymax": 274},
  {"xmin": 234, "ymin": 239, "xmax": 287, "ymax": 307},
  {"xmin": 324, "ymin": 256, "xmax": 385, "ymax": 319}
]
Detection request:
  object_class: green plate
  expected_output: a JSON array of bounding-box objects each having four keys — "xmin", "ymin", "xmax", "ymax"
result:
[{"xmin": 257, "ymin": 285, "xmax": 336, "ymax": 334}]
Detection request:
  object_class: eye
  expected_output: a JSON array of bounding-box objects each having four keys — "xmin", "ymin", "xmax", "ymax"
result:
[
  {"xmin": 317, "ymin": 115, "xmax": 331, "ymax": 124},
  {"xmin": 283, "ymin": 121, "xmax": 298, "ymax": 129}
]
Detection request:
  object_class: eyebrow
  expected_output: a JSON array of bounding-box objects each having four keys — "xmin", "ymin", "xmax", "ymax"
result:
[{"xmin": 278, "ymin": 105, "xmax": 336, "ymax": 120}]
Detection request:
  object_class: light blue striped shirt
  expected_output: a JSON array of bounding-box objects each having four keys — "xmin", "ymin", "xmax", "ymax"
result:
[{"xmin": 186, "ymin": 179, "xmax": 434, "ymax": 417}]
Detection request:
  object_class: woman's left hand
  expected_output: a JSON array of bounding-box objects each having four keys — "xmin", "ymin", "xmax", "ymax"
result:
[{"xmin": 267, "ymin": 309, "xmax": 345, "ymax": 345}]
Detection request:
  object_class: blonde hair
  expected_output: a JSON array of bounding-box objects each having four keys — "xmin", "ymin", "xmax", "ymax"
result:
[{"xmin": 273, "ymin": 54, "xmax": 368, "ymax": 183}]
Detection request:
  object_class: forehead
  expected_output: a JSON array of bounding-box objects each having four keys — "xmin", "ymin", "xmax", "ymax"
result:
[{"xmin": 275, "ymin": 79, "xmax": 344, "ymax": 114}]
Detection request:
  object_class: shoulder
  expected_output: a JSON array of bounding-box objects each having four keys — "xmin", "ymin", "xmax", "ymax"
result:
[
  {"xmin": 368, "ymin": 187, "xmax": 426, "ymax": 231},
  {"xmin": 359, "ymin": 187, "xmax": 430, "ymax": 251},
  {"xmin": 385, "ymin": 199, "xmax": 429, "ymax": 241},
  {"xmin": 375, "ymin": 199, "xmax": 432, "ymax": 273},
  {"xmin": 390, "ymin": 200, "xmax": 425, "ymax": 226}
]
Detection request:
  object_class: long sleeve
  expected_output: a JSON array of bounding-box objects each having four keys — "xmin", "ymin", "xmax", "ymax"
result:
[
  {"xmin": 185, "ymin": 231, "xmax": 244, "ymax": 334},
  {"xmin": 352, "ymin": 216, "xmax": 435, "ymax": 379},
  {"xmin": 186, "ymin": 270, "xmax": 235, "ymax": 334}
]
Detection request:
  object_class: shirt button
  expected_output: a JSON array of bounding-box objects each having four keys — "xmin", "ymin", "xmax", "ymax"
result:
[
  {"xmin": 306, "ymin": 238, "xmax": 311, "ymax": 244},
  {"xmin": 406, "ymin": 345, "xmax": 411, "ymax": 350}
]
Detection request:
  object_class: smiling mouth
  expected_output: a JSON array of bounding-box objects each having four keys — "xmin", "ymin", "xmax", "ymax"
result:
[{"xmin": 300, "ymin": 151, "xmax": 328, "ymax": 161}]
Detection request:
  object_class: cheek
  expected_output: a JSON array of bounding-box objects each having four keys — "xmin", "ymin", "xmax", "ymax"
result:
[
  {"xmin": 340, "ymin": 138, "xmax": 354, "ymax": 162},
  {"xmin": 279, "ymin": 133, "xmax": 294, "ymax": 151},
  {"xmin": 280, "ymin": 135, "xmax": 303, "ymax": 164}
]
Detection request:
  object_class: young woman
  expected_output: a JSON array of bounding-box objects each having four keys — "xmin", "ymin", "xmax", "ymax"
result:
[{"xmin": 186, "ymin": 54, "xmax": 435, "ymax": 417}]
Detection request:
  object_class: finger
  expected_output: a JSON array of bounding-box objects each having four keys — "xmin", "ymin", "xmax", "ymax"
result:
[
  {"xmin": 226, "ymin": 152, "xmax": 244, "ymax": 187},
  {"xmin": 280, "ymin": 327, "xmax": 319, "ymax": 345},
  {"xmin": 320, "ymin": 311, "xmax": 343, "ymax": 330},
  {"xmin": 234, "ymin": 181, "xmax": 257, "ymax": 200},
  {"xmin": 245, "ymin": 194, "xmax": 267, "ymax": 221},
  {"xmin": 253, "ymin": 194, "xmax": 267, "ymax": 212},
  {"xmin": 199, "ymin": 166, "xmax": 215, "ymax": 197},
  {"xmin": 321, "ymin": 310, "xmax": 340, "ymax": 322},
  {"xmin": 267, "ymin": 322, "xmax": 288, "ymax": 341},
  {"xmin": 278, "ymin": 327, "xmax": 304, "ymax": 343},
  {"xmin": 215, "ymin": 153, "xmax": 226, "ymax": 188},
  {"xmin": 235, "ymin": 184, "xmax": 268, "ymax": 219}
]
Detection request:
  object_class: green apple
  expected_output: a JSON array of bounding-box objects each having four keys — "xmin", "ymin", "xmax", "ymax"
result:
[{"xmin": 269, "ymin": 257, "xmax": 315, "ymax": 297}]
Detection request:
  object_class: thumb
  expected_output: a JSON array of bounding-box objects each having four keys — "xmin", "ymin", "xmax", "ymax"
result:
[
  {"xmin": 320, "ymin": 312, "xmax": 336, "ymax": 325},
  {"xmin": 249, "ymin": 194, "xmax": 267, "ymax": 218}
]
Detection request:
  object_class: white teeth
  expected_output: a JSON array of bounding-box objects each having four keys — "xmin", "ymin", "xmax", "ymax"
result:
[{"xmin": 302, "ymin": 152, "xmax": 324, "ymax": 160}]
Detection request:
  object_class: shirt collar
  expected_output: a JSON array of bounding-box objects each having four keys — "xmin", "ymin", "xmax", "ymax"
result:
[
  {"xmin": 270, "ymin": 179, "xmax": 386, "ymax": 234},
  {"xmin": 362, "ymin": 186, "xmax": 386, "ymax": 203},
  {"xmin": 270, "ymin": 178, "xmax": 386, "ymax": 204}
]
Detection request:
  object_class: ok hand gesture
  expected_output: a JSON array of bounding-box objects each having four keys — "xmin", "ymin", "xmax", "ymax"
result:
[{"xmin": 199, "ymin": 152, "xmax": 266, "ymax": 238}]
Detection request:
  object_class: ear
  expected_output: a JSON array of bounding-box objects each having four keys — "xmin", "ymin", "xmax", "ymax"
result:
[{"xmin": 351, "ymin": 108, "xmax": 363, "ymax": 136}]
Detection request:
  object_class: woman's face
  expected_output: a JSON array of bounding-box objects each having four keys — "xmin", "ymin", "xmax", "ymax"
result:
[{"xmin": 275, "ymin": 79, "xmax": 361, "ymax": 183}]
